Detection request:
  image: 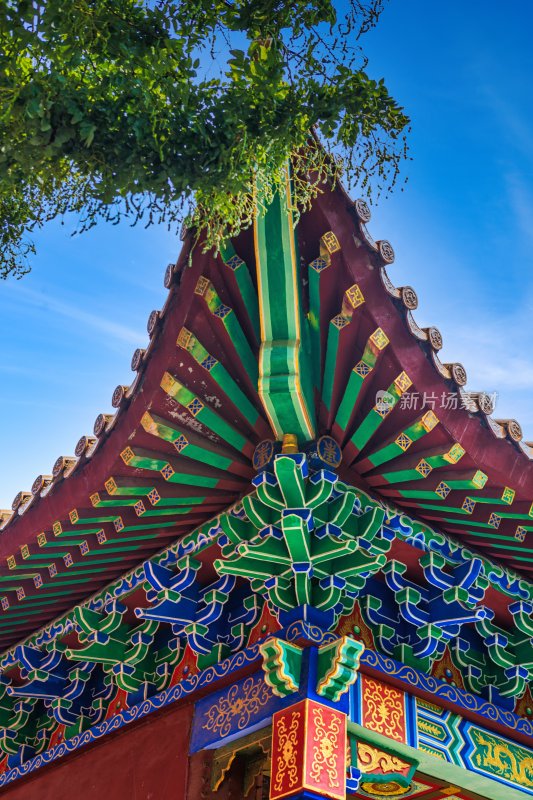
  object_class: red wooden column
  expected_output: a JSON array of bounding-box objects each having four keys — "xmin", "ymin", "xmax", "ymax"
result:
[{"xmin": 270, "ymin": 699, "xmax": 347, "ymax": 800}]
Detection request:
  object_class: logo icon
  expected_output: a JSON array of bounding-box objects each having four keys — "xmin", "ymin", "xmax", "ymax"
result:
[{"xmin": 375, "ymin": 390, "xmax": 395, "ymax": 414}]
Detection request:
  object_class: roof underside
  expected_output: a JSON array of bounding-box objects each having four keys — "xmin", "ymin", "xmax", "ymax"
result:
[{"xmin": 0, "ymin": 180, "xmax": 532, "ymax": 651}]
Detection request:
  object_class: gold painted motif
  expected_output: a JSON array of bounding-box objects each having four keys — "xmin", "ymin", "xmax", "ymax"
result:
[
  {"xmin": 120, "ymin": 447, "xmax": 134, "ymax": 465},
  {"xmin": 515, "ymin": 526, "xmax": 527, "ymax": 541},
  {"xmin": 273, "ymin": 709, "xmax": 301, "ymax": 793},
  {"xmin": 202, "ymin": 676, "xmax": 272, "ymax": 739},
  {"xmin": 419, "ymin": 743, "xmax": 447, "ymax": 760},
  {"xmin": 445, "ymin": 443, "xmax": 465, "ymax": 464},
  {"xmin": 417, "ymin": 718, "xmax": 445, "ymax": 739},
  {"xmin": 331, "ymin": 314, "xmax": 350, "ymax": 330},
  {"xmin": 421, "ymin": 410, "xmax": 439, "ymax": 432},
  {"xmin": 395, "ymin": 433, "xmax": 412, "ymax": 452},
  {"xmin": 309, "ymin": 256, "xmax": 329, "ymax": 273},
  {"xmin": 355, "ymin": 360, "xmax": 372, "ymax": 377},
  {"xmin": 415, "ymin": 459, "xmax": 432, "ymax": 477},
  {"xmin": 253, "ymin": 440, "xmax": 275, "ymax": 470},
  {"xmin": 469, "ymin": 728, "xmax": 533, "ymax": 790},
  {"xmin": 370, "ymin": 327, "xmax": 390, "ymax": 350},
  {"xmin": 360, "ymin": 781, "xmax": 410, "ymax": 796},
  {"xmin": 394, "ymin": 371, "xmax": 412, "ymax": 394},
  {"xmin": 416, "ymin": 699, "xmax": 441, "ymax": 713},
  {"xmin": 472, "ymin": 470, "xmax": 488, "ymax": 489},
  {"xmin": 361, "ymin": 678, "xmax": 407, "ymax": 742},
  {"xmin": 281, "ymin": 434, "xmax": 299, "ymax": 454},
  {"xmin": 309, "ymin": 706, "xmax": 342, "ymax": 789},
  {"xmin": 105, "ymin": 477, "xmax": 118, "ymax": 495},
  {"xmin": 461, "ymin": 497, "xmax": 475, "ymax": 514},
  {"xmin": 173, "ymin": 433, "xmax": 188, "ymax": 453},
  {"xmin": 357, "ymin": 743, "xmax": 411, "ymax": 774},
  {"xmin": 161, "ymin": 463, "xmax": 175, "ymax": 480},
  {"xmin": 194, "ymin": 276, "xmax": 209, "ymax": 296},
  {"xmin": 320, "ymin": 231, "xmax": 341, "ymax": 255},
  {"xmin": 344, "ymin": 283, "xmax": 365, "ymax": 310},
  {"xmin": 187, "ymin": 397, "xmax": 204, "ymax": 417},
  {"xmin": 501, "ymin": 486, "xmax": 515, "ymax": 505},
  {"xmin": 134, "ymin": 500, "xmax": 146, "ymax": 517},
  {"xmin": 177, "ymin": 327, "xmax": 193, "ymax": 350},
  {"xmin": 317, "ymin": 435, "xmax": 342, "ymax": 468},
  {"xmin": 140, "ymin": 411, "xmax": 155, "ymax": 433}
]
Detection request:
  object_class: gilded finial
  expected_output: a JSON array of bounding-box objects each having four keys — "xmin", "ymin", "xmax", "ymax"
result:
[{"xmin": 281, "ymin": 434, "xmax": 298, "ymax": 454}]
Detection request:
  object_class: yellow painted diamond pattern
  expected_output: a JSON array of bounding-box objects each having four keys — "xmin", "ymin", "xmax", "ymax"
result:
[
  {"xmin": 194, "ymin": 276, "xmax": 209, "ymax": 296},
  {"xmin": 309, "ymin": 257, "xmax": 329, "ymax": 273},
  {"xmin": 187, "ymin": 398, "xmax": 204, "ymax": 417},
  {"xmin": 421, "ymin": 410, "xmax": 439, "ymax": 432},
  {"xmin": 321, "ymin": 231, "xmax": 341, "ymax": 254},
  {"xmin": 344, "ymin": 284, "xmax": 364, "ymax": 309},
  {"xmin": 515, "ymin": 526, "xmax": 526, "ymax": 541},
  {"xmin": 355, "ymin": 361, "xmax": 372, "ymax": 377},
  {"xmin": 416, "ymin": 459, "xmax": 432, "ymax": 477},
  {"xmin": 161, "ymin": 464, "xmax": 175, "ymax": 481},
  {"xmin": 370, "ymin": 327, "xmax": 389, "ymax": 350},
  {"xmin": 502, "ymin": 487, "xmax": 515, "ymax": 505},
  {"xmin": 177, "ymin": 327, "xmax": 193, "ymax": 350},
  {"xmin": 472, "ymin": 471, "xmax": 488, "ymax": 490},
  {"xmin": 332, "ymin": 314, "xmax": 350, "ymax": 330},
  {"xmin": 175, "ymin": 434, "xmax": 189, "ymax": 453},
  {"xmin": 395, "ymin": 433, "xmax": 412, "ymax": 451},
  {"xmin": 462, "ymin": 497, "xmax": 476, "ymax": 514},
  {"xmin": 446, "ymin": 444, "xmax": 465, "ymax": 464},
  {"xmin": 148, "ymin": 489, "xmax": 161, "ymax": 506},
  {"xmin": 105, "ymin": 477, "xmax": 118, "ymax": 495},
  {"xmin": 394, "ymin": 371, "xmax": 413, "ymax": 394},
  {"xmin": 121, "ymin": 447, "xmax": 135, "ymax": 465}
]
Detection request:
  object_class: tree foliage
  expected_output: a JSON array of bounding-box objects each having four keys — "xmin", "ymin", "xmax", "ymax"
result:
[{"xmin": 0, "ymin": 0, "xmax": 409, "ymax": 278}]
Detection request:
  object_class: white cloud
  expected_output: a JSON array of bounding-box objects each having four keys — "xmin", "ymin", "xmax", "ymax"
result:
[{"xmin": 3, "ymin": 284, "xmax": 144, "ymax": 346}]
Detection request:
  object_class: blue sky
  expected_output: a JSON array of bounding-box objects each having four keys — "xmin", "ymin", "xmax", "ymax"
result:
[{"xmin": 1, "ymin": 0, "xmax": 533, "ymax": 508}]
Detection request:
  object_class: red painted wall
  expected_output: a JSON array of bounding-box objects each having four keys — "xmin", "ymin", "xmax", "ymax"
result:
[{"xmin": 0, "ymin": 701, "xmax": 194, "ymax": 799}]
